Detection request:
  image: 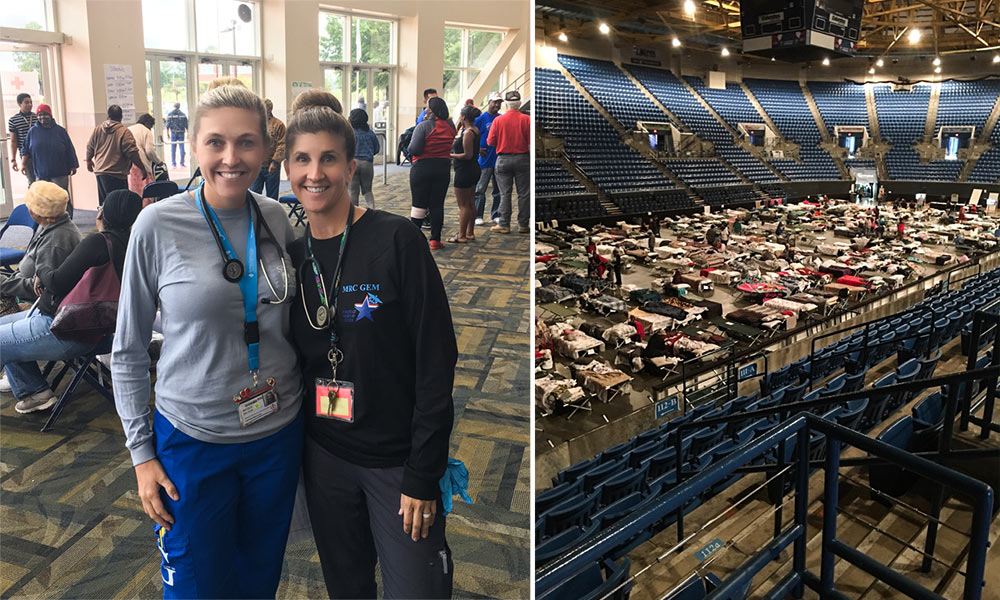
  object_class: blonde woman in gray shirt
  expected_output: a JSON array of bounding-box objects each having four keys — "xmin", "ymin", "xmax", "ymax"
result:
[{"xmin": 111, "ymin": 81, "xmax": 302, "ymax": 599}]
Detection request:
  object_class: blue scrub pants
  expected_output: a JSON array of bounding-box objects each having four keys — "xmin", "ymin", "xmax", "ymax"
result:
[{"xmin": 152, "ymin": 410, "xmax": 303, "ymax": 599}]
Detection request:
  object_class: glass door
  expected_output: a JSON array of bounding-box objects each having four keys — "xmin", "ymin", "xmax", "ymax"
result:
[
  {"xmin": 349, "ymin": 67, "xmax": 393, "ymax": 165},
  {"xmin": 148, "ymin": 55, "xmax": 193, "ymax": 182},
  {"xmin": 0, "ymin": 43, "xmax": 51, "ymax": 215}
]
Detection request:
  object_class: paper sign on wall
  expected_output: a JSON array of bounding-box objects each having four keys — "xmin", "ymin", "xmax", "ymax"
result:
[{"xmin": 103, "ymin": 64, "xmax": 136, "ymax": 124}]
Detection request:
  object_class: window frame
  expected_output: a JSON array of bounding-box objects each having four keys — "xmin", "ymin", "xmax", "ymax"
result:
[
  {"xmin": 441, "ymin": 25, "xmax": 506, "ymax": 107},
  {"xmin": 142, "ymin": 0, "xmax": 262, "ymax": 61}
]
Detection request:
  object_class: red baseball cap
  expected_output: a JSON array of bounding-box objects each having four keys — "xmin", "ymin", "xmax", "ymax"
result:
[{"xmin": 36, "ymin": 103, "xmax": 52, "ymax": 116}]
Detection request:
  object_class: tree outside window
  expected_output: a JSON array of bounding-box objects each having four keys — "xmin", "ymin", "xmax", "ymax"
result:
[
  {"xmin": 442, "ymin": 26, "xmax": 505, "ymax": 112},
  {"xmin": 319, "ymin": 13, "xmax": 345, "ymax": 62}
]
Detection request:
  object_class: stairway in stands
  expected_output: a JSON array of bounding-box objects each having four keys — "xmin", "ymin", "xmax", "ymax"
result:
[
  {"xmin": 800, "ymin": 83, "xmax": 851, "ymax": 180},
  {"xmin": 959, "ymin": 91, "xmax": 1000, "ymax": 182},
  {"xmin": 555, "ymin": 60, "xmax": 703, "ymax": 207},
  {"xmin": 554, "ymin": 153, "xmax": 621, "ymax": 215},
  {"xmin": 865, "ymin": 85, "xmax": 889, "ymax": 180},
  {"xmin": 924, "ymin": 83, "xmax": 941, "ymax": 143}
]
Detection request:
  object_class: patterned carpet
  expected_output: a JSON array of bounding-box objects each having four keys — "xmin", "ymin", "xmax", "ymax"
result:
[{"xmin": 0, "ymin": 166, "xmax": 531, "ymax": 599}]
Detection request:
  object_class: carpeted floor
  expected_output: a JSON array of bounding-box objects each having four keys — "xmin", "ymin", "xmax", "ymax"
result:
[{"xmin": 0, "ymin": 166, "xmax": 531, "ymax": 599}]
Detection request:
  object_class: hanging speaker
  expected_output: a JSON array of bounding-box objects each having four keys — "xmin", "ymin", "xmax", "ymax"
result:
[{"xmin": 237, "ymin": 3, "xmax": 252, "ymax": 23}]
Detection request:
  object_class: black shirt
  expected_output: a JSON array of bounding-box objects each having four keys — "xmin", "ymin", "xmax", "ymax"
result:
[{"xmin": 289, "ymin": 210, "xmax": 457, "ymax": 500}]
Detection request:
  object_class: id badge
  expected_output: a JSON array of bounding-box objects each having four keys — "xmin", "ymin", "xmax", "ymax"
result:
[
  {"xmin": 234, "ymin": 377, "xmax": 280, "ymax": 427},
  {"xmin": 314, "ymin": 378, "xmax": 355, "ymax": 422}
]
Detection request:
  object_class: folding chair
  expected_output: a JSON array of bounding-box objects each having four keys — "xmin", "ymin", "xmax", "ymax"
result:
[
  {"xmin": 142, "ymin": 180, "xmax": 180, "ymax": 202},
  {"xmin": 279, "ymin": 194, "xmax": 307, "ymax": 227},
  {"xmin": 1, "ymin": 204, "xmax": 37, "ymax": 273},
  {"xmin": 40, "ymin": 335, "xmax": 115, "ymax": 432}
]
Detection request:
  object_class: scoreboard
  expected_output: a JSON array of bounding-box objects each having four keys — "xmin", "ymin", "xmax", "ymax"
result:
[{"xmin": 741, "ymin": 0, "xmax": 864, "ymax": 61}]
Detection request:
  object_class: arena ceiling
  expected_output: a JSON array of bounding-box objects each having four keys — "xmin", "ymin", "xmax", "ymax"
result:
[{"xmin": 537, "ymin": 0, "xmax": 1000, "ymax": 57}]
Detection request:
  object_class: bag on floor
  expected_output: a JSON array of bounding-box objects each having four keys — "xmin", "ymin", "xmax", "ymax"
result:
[{"xmin": 50, "ymin": 234, "xmax": 121, "ymax": 344}]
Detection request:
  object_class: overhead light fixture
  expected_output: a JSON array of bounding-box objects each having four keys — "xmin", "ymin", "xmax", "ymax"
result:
[
  {"xmin": 599, "ymin": 22, "xmax": 610, "ymax": 34},
  {"xmin": 932, "ymin": 56, "xmax": 940, "ymax": 66},
  {"xmin": 934, "ymin": 66, "xmax": 942, "ymax": 73},
  {"xmin": 771, "ymin": 57, "xmax": 776, "ymax": 62},
  {"xmin": 672, "ymin": 37, "xmax": 682, "ymax": 47},
  {"xmin": 869, "ymin": 67, "xmax": 875, "ymax": 74},
  {"xmin": 721, "ymin": 47, "xmax": 730, "ymax": 56},
  {"xmin": 822, "ymin": 57, "xmax": 830, "ymax": 66},
  {"xmin": 908, "ymin": 28, "xmax": 921, "ymax": 43},
  {"xmin": 993, "ymin": 54, "xmax": 999, "ymax": 64},
  {"xmin": 558, "ymin": 32, "xmax": 568, "ymax": 42},
  {"xmin": 684, "ymin": 0, "xmax": 696, "ymax": 16},
  {"xmin": 876, "ymin": 58, "xmax": 884, "ymax": 67}
]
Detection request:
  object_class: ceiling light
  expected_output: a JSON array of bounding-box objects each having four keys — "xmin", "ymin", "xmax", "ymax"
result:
[
  {"xmin": 869, "ymin": 67, "xmax": 875, "ymax": 74},
  {"xmin": 599, "ymin": 22, "xmax": 610, "ymax": 34},
  {"xmin": 932, "ymin": 56, "xmax": 940, "ymax": 66},
  {"xmin": 822, "ymin": 57, "xmax": 830, "ymax": 66},
  {"xmin": 558, "ymin": 32, "xmax": 568, "ymax": 42},
  {"xmin": 684, "ymin": 0, "xmax": 696, "ymax": 16},
  {"xmin": 771, "ymin": 57, "xmax": 776, "ymax": 62},
  {"xmin": 876, "ymin": 58, "xmax": 884, "ymax": 67},
  {"xmin": 909, "ymin": 28, "xmax": 921, "ymax": 43},
  {"xmin": 721, "ymin": 47, "xmax": 730, "ymax": 56},
  {"xmin": 993, "ymin": 54, "xmax": 999, "ymax": 64},
  {"xmin": 672, "ymin": 37, "xmax": 682, "ymax": 47},
  {"xmin": 934, "ymin": 66, "xmax": 942, "ymax": 73}
]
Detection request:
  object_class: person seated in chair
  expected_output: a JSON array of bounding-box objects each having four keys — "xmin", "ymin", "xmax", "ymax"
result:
[
  {"xmin": 0, "ymin": 190, "xmax": 142, "ymax": 413},
  {"xmin": 0, "ymin": 181, "xmax": 81, "ymax": 315}
]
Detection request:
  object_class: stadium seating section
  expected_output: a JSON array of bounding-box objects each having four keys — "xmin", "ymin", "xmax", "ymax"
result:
[{"xmin": 536, "ymin": 57, "xmax": 1000, "ymax": 221}]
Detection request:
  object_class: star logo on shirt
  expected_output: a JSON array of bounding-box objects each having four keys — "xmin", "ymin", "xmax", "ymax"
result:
[{"xmin": 354, "ymin": 293, "xmax": 381, "ymax": 322}]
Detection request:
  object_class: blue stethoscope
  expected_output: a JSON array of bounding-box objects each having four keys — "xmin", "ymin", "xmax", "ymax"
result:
[{"xmin": 195, "ymin": 184, "xmax": 291, "ymax": 304}]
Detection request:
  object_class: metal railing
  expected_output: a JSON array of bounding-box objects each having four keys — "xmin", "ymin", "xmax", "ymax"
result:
[{"xmin": 536, "ymin": 404, "xmax": 995, "ymax": 600}]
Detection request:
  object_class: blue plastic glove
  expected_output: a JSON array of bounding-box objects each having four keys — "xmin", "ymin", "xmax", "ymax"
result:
[{"xmin": 438, "ymin": 458, "xmax": 473, "ymax": 515}]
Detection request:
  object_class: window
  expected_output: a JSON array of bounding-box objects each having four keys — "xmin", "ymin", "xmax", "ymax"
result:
[
  {"xmin": 143, "ymin": 0, "xmax": 192, "ymax": 52},
  {"xmin": 352, "ymin": 17, "xmax": 392, "ymax": 64},
  {"xmin": 319, "ymin": 13, "xmax": 345, "ymax": 63},
  {"xmin": 142, "ymin": 0, "xmax": 259, "ymax": 56},
  {"xmin": 196, "ymin": 0, "xmax": 258, "ymax": 56},
  {"xmin": 441, "ymin": 26, "xmax": 505, "ymax": 110},
  {"xmin": 0, "ymin": 0, "xmax": 51, "ymax": 31}
]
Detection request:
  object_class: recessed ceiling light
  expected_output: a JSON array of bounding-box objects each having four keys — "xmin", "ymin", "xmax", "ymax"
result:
[
  {"xmin": 934, "ymin": 66, "xmax": 942, "ymax": 73},
  {"xmin": 932, "ymin": 56, "xmax": 941, "ymax": 66},
  {"xmin": 599, "ymin": 22, "xmax": 610, "ymax": 34},
  {"xmin": 721, "ymin": 47, "xmax": 730, "ymax": 56},
  {"xmin": 909, "ymin": 28, "xmax": 921, "ymax": 43},
  {"xmin": 684, "ymin": 0, "xmax": 696, "ymax": 16},
  {"xmin": 672, "ymin": 37, "xmax": 682, "ymax": 47},
  {"xmin": 558, "ymin": 32, "xmax": 568, "ymax": 42},
  {"xmin": 822, "ymin": 57, "xmax": 830, "ymax": 66},
  {"xmin": 876, "ymin": 58, "xmax": 884, "ymax": 67}
]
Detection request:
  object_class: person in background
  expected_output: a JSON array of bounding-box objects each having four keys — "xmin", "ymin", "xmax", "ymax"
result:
[
  {"xmin": 408, "ymin": 97, "xmax": 455, "ymax": 250},
  {"xmin": 165, "ymin": 102, "xmax": 188, "ymax": 168},
  {"xmin": 372, "ymin": 101, "xmax": 387, "ymax": 126},
  {"xmin": 488, "ymin": 91, "xmax": 530, "ymax": 234},
  {"xmin": 415, "ymin": 88, "xmax": 437, "ymax": 125},
  {"xmin": 86, "ymin": 105, "xmax": 146, "ymax": 206},
  {"xmin": 357, "ymin": 97, "xmax": 367, "ymax": 112},
  {"xmin": 474, "ymin": 93, "xmax": 502, "ymax": 226},
  {"xmin": 348, "ymin": 108, "xmax": 379, "ymax": 209},
  {"xmin": 21, "ymin": 103, "xmax": 78, "ymax": 216},
  {"xmin": 127, "ymin": 113, "xmax": 161, "ymax": 204},
  {"xmin": 0, "ymin": 182, "xmax": 82, "ymax": 314},
  {"xmin": 251, "ymin": 99, "xmax": 286, "ymax": 200},
  {"xmin": 0, "ymin": 190, "xmax": 141, "ymax": 414},
  {"xmin": 7, "ymin": 93, "xmax": 38, "ymax": 187},
  {"xmin": 448, "ymin": 104, "xmax": 481, "ymax": 243}
]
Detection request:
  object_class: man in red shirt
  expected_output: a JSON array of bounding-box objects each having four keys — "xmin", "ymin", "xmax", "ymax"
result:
[{"xmin": 487, "ymin": 91, "xmax": 530, "ymax": 234}]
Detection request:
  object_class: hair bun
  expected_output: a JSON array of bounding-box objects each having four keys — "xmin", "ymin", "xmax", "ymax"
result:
[{"xmin": 291, "ymin": 90, "xmax": 343, "ymax": 116}]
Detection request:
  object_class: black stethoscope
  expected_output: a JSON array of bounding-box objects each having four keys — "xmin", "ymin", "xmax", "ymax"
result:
[{"xmin": 196, "ymin": 185, "xmax": 291, "ymax": 304}]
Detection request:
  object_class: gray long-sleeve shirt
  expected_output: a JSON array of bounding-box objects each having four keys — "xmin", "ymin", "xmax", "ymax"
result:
[
  {"xmin": 111, "ymin": 191, "xmax": 302, "ymax": 466},
  {"xmin": 0, "ymin": 213, "xmax": 81, "ymax": 300}
]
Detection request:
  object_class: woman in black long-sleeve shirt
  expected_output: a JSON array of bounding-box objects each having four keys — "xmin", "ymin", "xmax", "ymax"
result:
[{"xmin": 1, "ymin": 190, "xmax": 142, "ymax": 414}]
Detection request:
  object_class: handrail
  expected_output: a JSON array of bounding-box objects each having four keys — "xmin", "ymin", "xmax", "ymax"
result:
[{"xmin": 536, "ymin": 412, "xmax": 994, "ymax": 600}]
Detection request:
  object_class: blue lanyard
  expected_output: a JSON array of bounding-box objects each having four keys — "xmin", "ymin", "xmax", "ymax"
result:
[{"xmin": 195, "ymin": 185, "xmax": 261, "ymax": 380}]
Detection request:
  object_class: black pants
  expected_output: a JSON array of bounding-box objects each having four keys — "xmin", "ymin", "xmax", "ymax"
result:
[
  {"xmin": 303, "ymin": 436, "xmax": 452, "ymax": 599},
  {"xmin": 409, "ymin": 158, "xmax": 451, "ymax": 242},
  {"xmin": 96, "ymin": 173, "xmax": 127, "ymax": 206}
]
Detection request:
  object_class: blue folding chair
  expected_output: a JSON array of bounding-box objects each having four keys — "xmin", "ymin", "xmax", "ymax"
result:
[
  {"xmin": 279, "ymin": 194, "xmax": 307, "ymax": 226},
  {"xmin": 1, "ymin": 204, "xmax": 37, "ymax": 273}
]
